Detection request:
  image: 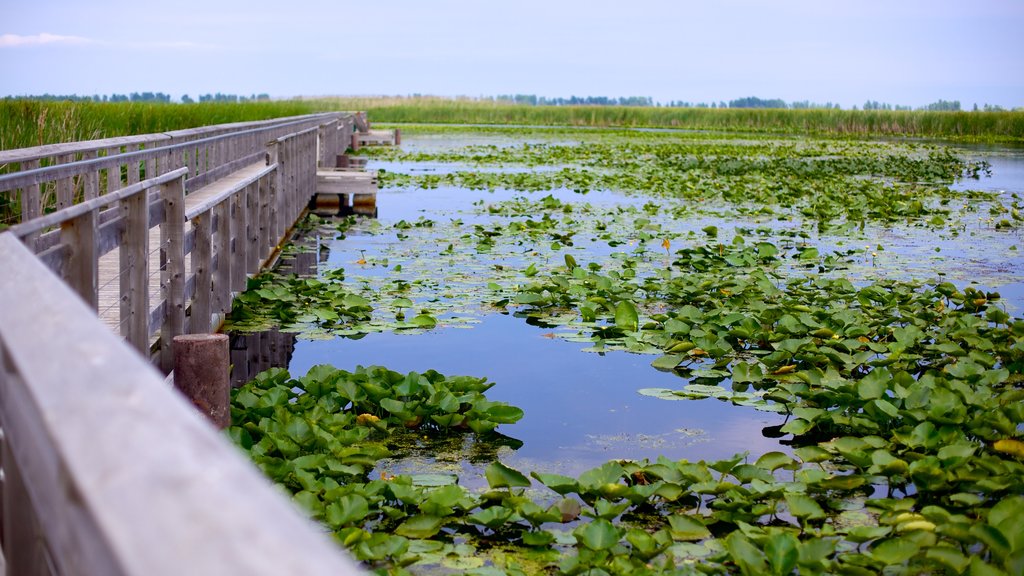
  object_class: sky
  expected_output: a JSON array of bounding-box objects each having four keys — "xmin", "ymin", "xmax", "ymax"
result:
[{"xmin": 1, "ymin": 0, "xmax": 1022, "ymax": 109}]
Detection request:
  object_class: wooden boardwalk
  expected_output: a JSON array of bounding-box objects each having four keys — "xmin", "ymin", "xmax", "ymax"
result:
[
  {"xmin": 96, "ymin": 161, "xmax": 270, "ymax": 337},
  {"xmin": 0, "ymin": 112, "xmax": 381, "ymax": 575}
]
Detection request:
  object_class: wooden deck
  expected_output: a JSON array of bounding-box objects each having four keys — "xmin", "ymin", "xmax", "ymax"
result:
[
  {"xmin": 313, "ymin": 168, "xmax": 378, "ymax": 215},
  {"xmin": 356, "ymin": 129, "xmax": 399, "ymax": 146}
]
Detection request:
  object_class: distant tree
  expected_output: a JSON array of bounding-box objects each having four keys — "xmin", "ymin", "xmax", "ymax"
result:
[
  {"xmin": 728, "ymin": 96, "xmax": 786, "ymax": 109},
  {"xmin": 181, "ymin": 94, "xmax": 194, "ymax": 104},
  {"xmin": 922, "ymin": 99, "xmax": 961, "ymax": 111}
]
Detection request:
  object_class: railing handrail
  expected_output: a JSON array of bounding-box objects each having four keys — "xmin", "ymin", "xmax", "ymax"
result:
[
  {"xmin": 0, "ymin": 112, "xmax": 343, "ymax": 165},
  {"xmin": 0, "ymin": 231, "xmax": 363, "ymax": 576},
  {"xmin": 7, "ymin": 167, "xmax": 190, "ymax": 238},
  {"xmin": 0, "ymin": 113, "xmax": 346, "ymax": 192}
]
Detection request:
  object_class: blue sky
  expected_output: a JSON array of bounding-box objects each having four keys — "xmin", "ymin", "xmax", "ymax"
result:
[{"xmin": 1, "ymin": 0, "xmax": 1022, "ymax": 108}]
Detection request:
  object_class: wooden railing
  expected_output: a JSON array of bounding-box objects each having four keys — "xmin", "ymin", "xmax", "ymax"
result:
[
  {"xmin": 0, "ymin": 232, "xmax": 362, "ymax": 576},
  {"xmin": 0, "ymin": 112, "xmax": 355, "ymax": 233},
  {"xmin": 0, "ymin": 114, "xmax": 355, "ymax": 371},
  {"xmin": 0, "ymin": 112, "xmax": 371, "ymax": 574}
]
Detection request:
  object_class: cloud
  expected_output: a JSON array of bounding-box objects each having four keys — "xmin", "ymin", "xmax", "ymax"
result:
[
  {"xmin": 0, "ymin": 33, "xmax": 95, "ymax": 48},
  {"xmin": 0, "ymin": 34, "xmax": 218, "ymax": 51}
]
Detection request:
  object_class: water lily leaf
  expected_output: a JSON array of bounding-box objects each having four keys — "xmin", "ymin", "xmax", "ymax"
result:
[
  {"xmin": 925, "ymin": 547, "xmax": 970, "ymax": 573},
  {"xmin": 993, "ymin": 439, "xmax": 1024, "ymax": 459},
  {"xmin": 614, "ymin": 300, "xmax": 640, "ymax": 332},
  {"xmin": 785, "ymin": 493, "xmax": 825, "ymax": 520},
  {"xmin": 858, "ymin": 368, "xmax": 890, "ymax": 400},
  {"xmin": 395, "ymin": 514, "xmax": 445, "ymax": 538},
  {"xmin": 845, "ymin": 525, "xmax": 892, "ymax": 543},
  {"xmin": 781, "ymin": 418, "xmax": 814, "ymax": 436},
  {"xmin": 667, "ymin": 514, "xmax": 711, "ymax": 541},
  {"xmin": 969, "ymin": 557, "xmax": 1010, "ymax": 576},
  {"xmin": 326, "ymin": 494, "xmax": 370, "ymax": 527},
  {"xmin": 651, "ymin": 354, "xmax": 685, "ymax": 370},
  {"xmin": 870, "ymin": 536, "xmax": 921, "ymax": 564},
  {"xmin": 486, "ymin": 405, "xmax": 525, "ymax": 424},
  {"xmin": 410, "ymin": 473, "xmax": 458, "ymax": 487},
  {"xmin": 574, "ymin": 518, "xmax": 622, "ymax": 551},
  {"xmin": 522, "ymin": 529, "xmax": 556, "ymax": 547},
  {"xmin": 765, "ymin": 531, "xmax": 798, "ymax": 576},
  {"xmin": 531, "ymin": 472, "xmax": 579, "ymax": 495},
  {"xmin": 724, "ymin": 532, "xmax": 768, "ymax": 575},
  {"xmin": 408, "ymin": 314, "xmax": 438, "ymax": 329},
  {"xmin": 637, "ymin": 388, "xmax": 688, "ymax": 400},
  {"xmin": 468, "ymin": 505, "xmax": 515, "ymax": 529},
  {"xmin": 485, "ymin": 461, "xmax": 531, "ymax": 489},
  {"xmin": 755, "ymin": 451, "xmax": 799, "ymax": 472}
]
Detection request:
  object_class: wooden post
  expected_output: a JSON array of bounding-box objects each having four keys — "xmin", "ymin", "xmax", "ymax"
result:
[
  {"xmin": 258, "ymin": 172, "xmax": 271, "ymax": 265},
  {"xmin": 160, "ymin": 175, "xmax": 186, "ymax": 372},
  {"xmin": 230, "ymin": 189, "xmax": 247, "ymax": 292},
  {"xmin": 245, "ymin": 182, "xmax": 259, "ymax": 275},
  {"xmin": 106, "ymin": 147, "xmax": 120, "ymax": 194},
  {"xmin": 121, "ymin": 189, "xmax": 150, "ymax": 354},
  {"xmin": 61, "ymin": 208, "xmax": 99, "ymax": 310},
  {"xmin": 213, "ymin": 201, "xmax": 232, "ymax": 316},
  {"xmin": 126, "ymin": 145, "xmax": 140, "ymax": 185},
  {"xmin": 56, "ymin": 154, "xmax": 74, "ymax": 211},
  {"xmin": 191, "ymin": 214, "xmax": 213, "ymax": 334},
  {"xmin": 394, "ymin": 128, "xmax": 401, "ymax": 145},
  {"xmin": 172, "ymin": 334, "xmax": 230, "ymax": 428},
  {"xmin": 266, "ymin": 141, "xmax": 281, "ymax": 244},
  {"xmin": 83, "ymin": 150, "xmax": 99, "ymax": 200}
]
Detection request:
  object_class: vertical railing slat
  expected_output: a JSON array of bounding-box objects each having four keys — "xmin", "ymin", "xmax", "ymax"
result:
[
  {"xmin": 160, "ymin": 176, "xmax": 186, "ymax": 372},
  {"xmin": 121, "ymin": 189, "xmax": 149, "ymax": 355},
  {"xmin": 213, "ymin": 201, "xmax": 232, "ymax": 317},
  {"xmin": 191, "ymin": 214, "xmax": 213, "ymax": 334},
  {"xmin": 61, "ymin": 208, "xmax": 99, "ymax": 310}
]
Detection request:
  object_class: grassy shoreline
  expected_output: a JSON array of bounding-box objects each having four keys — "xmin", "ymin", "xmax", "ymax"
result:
[
  {"xmin": 2, "ymin": 97, "xmax": 1023, "ymax": 152},
  {"xmin": 310, "ymin": 97, "xmax": 1024, "ymax": 141}
]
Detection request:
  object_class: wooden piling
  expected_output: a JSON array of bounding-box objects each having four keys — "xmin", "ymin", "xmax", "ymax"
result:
[{"xmin": 172, "ymin": 333, "xmax": 230, "ymax": 428}]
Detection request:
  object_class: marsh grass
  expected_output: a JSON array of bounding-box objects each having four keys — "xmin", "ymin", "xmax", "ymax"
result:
[
  {"xmin": 310, "ymin": 96, "xmax": 1024, "ymax": 141},
  {"xmin": 0, "ymin": 100, "xmax": 322, "ymax": 152},
  {"xmin": 2, "ymin": 98, "xmax": 1022, "ymax": 154}
]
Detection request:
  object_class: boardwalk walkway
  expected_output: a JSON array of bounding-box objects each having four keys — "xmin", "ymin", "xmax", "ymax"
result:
[
  {"xmin": 0, "ymin": 112, "xmax": 399, "ymax": 575},
  {"xmin": 95, "ymin": 160, "xmax": 268, "ymax": 335}
]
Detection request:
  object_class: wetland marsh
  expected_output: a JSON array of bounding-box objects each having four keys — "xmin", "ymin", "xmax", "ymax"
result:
[{"xmin": 226, "ymin": 126, "xmax": 1024, "ymax": 575}]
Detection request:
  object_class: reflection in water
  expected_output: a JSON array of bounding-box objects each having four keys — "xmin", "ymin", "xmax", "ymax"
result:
[
  {"xmin": 229, "ymin": 329, "xmax": 298, "ymax": 388},
  {"xmin": 228, "ymin": 231, "xmax": 327, "ymax": 387},
  {"xmin": 284, "ymin": 313, "xmax": 786, "ymax": 478}
]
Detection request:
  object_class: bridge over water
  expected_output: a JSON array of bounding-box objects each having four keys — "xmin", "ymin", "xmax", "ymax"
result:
[{"xmin": 0, "ymin": 113, "xmax": 396, "ymax": 575}]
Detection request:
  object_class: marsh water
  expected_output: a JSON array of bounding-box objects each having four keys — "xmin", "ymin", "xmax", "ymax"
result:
[{"xmin": 228, "ymin": 130, "xmax": 1024, "ymax": 485}]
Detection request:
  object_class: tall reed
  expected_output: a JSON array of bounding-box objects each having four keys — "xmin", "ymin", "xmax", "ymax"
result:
[{"xmin": 305, "ymin": 97, "xmax": 1024, "ymax": 141}]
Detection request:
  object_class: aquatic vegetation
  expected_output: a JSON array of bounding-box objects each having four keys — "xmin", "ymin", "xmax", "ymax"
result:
[
  {"xmin": 231, "ymin": 341, "xmax": 1024, "ymax": 574},
  {"xmin": 370, "ymin": 132, "xmax": 1002, "ymax": 230},
  {"xmin": 226, "ymin": 125, "xmax": 1024, "ymax": 574}
]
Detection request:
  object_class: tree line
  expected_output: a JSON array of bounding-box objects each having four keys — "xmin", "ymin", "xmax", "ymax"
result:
[
  {"xmin": 1, "ymin": 92, "xmax": 271, "ymax": 104},
  {"xmin": 1, "ymin": 93, "xmax": 1013, "ymax": 112}
]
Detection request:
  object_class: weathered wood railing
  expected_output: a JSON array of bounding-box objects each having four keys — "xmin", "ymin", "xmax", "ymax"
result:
[
  {"xmin": 0, "ymin": 113, "xmax": 357, "ymax": 371},
  {"xmin": 0, "ymin": 112, "xmax": 357, "ymax": 234},
  {"xmin": 0, "ymin": 112, "xmax": 373, "ymax": 575},
  {"xmin": 0, "ymin": 232, "xmax": 362, "ymax": 576}
]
